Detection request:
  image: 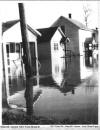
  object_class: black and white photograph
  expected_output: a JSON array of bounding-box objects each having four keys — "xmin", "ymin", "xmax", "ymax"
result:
[{"xmin": 0, "ymin": 0, "xmax": 99, "ymax": 126}]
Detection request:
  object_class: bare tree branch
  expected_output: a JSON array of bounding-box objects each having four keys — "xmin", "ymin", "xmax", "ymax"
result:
[{"xmin": 83, "ymin": 4, "xmax": 92, "ymax": 27}]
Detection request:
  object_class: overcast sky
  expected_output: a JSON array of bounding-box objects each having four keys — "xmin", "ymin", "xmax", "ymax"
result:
[{"xmin": 0, "ymin": 1, "xmax": 99, "ymax": 29}]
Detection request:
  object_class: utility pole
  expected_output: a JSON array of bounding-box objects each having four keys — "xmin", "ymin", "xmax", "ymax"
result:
[{"xmin": 18, "ymin": 3, "xmax": 33, "ymax": 116}]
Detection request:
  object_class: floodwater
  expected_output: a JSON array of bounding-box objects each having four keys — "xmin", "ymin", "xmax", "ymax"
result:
[{"xmin": 2, "ymin": 53, "xmax": 98, "ymax": 124}]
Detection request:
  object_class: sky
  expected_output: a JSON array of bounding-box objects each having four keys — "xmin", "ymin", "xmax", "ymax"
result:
[
  {"xmin": 0, "ymin": 1, "xmax": 98, "ymax": 29},
  {"xmin": 0, "ymin": 1, "xmax": 99, "ymax": 29}
]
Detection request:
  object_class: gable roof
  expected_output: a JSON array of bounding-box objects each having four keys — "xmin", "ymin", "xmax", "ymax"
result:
[
  {"xmin": 52, "ymin": 16, "xmax": 91, "ymax": 31},
  {"xmin": 37, "ymin": 27, "xmax": 58, "ymax": 43},
  {"xmin": 2, "ymin": 19, "xmax": 41, "ymax": 36},
  {"xmin": 2, "ymin": 20, "xmax": 20, "ymax": 34}
]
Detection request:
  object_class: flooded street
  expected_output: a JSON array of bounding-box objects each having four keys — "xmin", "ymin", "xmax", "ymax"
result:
[
  {"xmin": 0, "ymin": 1, "xmax": 99, "ymax": 125},
  {"xmin": 3, "ymin": 54, "xmax": 98, "ymax": 123}
]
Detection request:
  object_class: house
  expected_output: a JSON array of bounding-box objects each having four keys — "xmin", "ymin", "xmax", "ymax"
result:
[
  {"xmin": 84, "ymin": 28, "xmax": 99, "ymax": 58},
  {"xmin": 37, "ymin": 26, "xmax": 67, "ymax": 76},
  {"xmin": 37, "ymin": 26, "xmax": 65, "ymax": 60},
  {"xmin": 92, "ymin": 28, "xmax": 98, "ymax": 48},
  {"xmin": 2, "ymin": 20, "xmax": 41, "ymax": 77},
  {"xmin": 92, "ymin": 28, "xmax": 99, "ymax": 59},
  {"xmin": 84, "ymin": 37, "xmax": 93, "ymax": 57},
  {"xmin": 51, "ymin": 14, "xmax": 93, "ymax": 56}
]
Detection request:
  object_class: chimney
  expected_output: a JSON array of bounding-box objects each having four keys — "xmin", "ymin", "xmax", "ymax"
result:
[{"xmin": 68, "ymin": 13, "xmax": 72, "ymax": 19}]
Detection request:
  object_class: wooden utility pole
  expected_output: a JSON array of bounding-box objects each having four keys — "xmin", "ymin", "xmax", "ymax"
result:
[
  {"xmin": 18, "ymin": 3, "xmax": 32, "ymax": 77},
  {"xmin": 18, "ymin": 3, "xmax": 34, "ymax": 116}
]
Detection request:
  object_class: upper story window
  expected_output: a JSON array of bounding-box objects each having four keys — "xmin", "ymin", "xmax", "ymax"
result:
[{"xmin": 54, "ymin": 43, "xmax": 58, "ymax": 50}]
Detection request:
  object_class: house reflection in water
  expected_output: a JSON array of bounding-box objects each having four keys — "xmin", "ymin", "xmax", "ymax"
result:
[
  {"xmin": 51, "ymin": 57, "xmax": 65, "ymax": 86},
  {"xmin": 52, "ymin": 55, "xmax": 81, "ymax": 95},
  {"xmin": 39, "ymin": 53, "xmax": 98, "ymax": 96},
  {"xmin": 6, "ymin": 54, "xmax": 97, "ymax": 100},
  {"xmin": 33, "ymin": 55, "xmax": 98, "ymax": 122},
  {"xmin": 39, "ymin": 54, "xmax": 81, "ymax": 95},
  {"xmin": 85, "ymin": 56, "xmax": 93, "ymax": 68}
]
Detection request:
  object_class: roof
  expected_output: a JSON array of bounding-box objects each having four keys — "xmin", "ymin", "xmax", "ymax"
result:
[
  {"xmin": 52, "ymin": 16, "xmax": 91, "ymax": 31},
  {"xmin": 27, "ymin": 25, "xmax": 41, "ymax": 37},
  {"xmin": 2, "ymin": 20, "xmax": 41, "ymax": 36},
  {"xmin": 2, "ymin": 20, "xmax": 20, "ymax": 33},
  {"xmin": 37, "ymin": 27, "xmax": 58, "ymax": 43}
]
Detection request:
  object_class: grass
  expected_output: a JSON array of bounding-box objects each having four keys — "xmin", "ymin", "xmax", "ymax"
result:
[{"xmin": 2, "ymin": 108, "xmax": 98, "ymax": 125}]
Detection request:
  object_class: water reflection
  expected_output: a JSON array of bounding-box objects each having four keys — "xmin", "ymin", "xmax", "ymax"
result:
[
  {"xmin": 39, "ymin": 56, "xmax": 80, "ymax": 95},
  {"xmin": 6, "ymin": 53, "xmax": 98, "ymax": 98},
  {"xmin": 8, "ymin": 75, "xmax": 25, "ymax": 95},
  {"xmin": 3, "ymin": 51, "xmax": 98, "ymax": 122},
  {"xmin": 85, "ymin": 56, "xmax": 93, "ymax": 67}
]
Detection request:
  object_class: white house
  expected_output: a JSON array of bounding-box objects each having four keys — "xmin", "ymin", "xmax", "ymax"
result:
[
  {"xmin": 37, "ymin": 26, "xmax": 66, "ymax": 60},
  {"xmin": 2, "ymin": 20, "xmax": 41, "ymax": 77}
]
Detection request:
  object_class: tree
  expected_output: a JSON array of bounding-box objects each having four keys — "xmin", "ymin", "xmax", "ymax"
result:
[{"xmin": 83, "ymin": 4, "xmax": 92, "ymax": 27}]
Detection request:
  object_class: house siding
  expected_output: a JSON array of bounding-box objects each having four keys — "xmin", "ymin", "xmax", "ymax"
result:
[
  {"xmin": 51, "ymin": 29, "xmax": 64, "ymax": 58},
  {"xmin": 39, "ymin": 59, "xmax": 52, "ymax": 76},
  {"xmin": 37, "ymin": 42, "xmax": 51, "ymax": 60},
  {"xmin": 52, "ymin": 18, "xmax": 80, "ymax": 55}
]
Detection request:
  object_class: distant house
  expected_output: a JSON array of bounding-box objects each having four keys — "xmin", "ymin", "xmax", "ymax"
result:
[
  {"xmin": 84, "ymin": 28, "xmax": 99, "ymax": 57},
  {"xmin": 92, "ymin": 28, "xmax": 98, "ymax": 47},
  {"xmin": 2, "ymin": 20, "xmax": 41, "ymax": 76},
  {"xmin": 37, "ymin": 26, "xmax": 65, "ymax": 60},
  {"xmin": 92, "ymin": 28, "xmax": 99, "ymax": 54},
  {"xmin": 51, "ymin": 14, "xmax": 93, "ymax": 56},
  {"xmin": 84, "ymin": 37, "xmax": 93, "ymax": 57}
]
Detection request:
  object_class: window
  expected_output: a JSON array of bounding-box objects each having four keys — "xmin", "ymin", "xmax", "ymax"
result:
[
  {"xmin": 54, "ymin": 43, "xmax": 58, "ymax": 50},
  {"xmin": 6, "ymin": 44, "xmax": 9, "ymax": 53},
  {"xmin": 16, "ymin": 43, "xmax": 20, "ymax": 53},
  {"xmin": 10, "ymin": 43, "xmax": 15, "ymax": 53}
]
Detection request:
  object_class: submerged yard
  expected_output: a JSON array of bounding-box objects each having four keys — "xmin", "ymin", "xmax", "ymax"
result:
[{"xmin": 2, "ymin": 55, "xmax": 98, "ymax": 125}]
